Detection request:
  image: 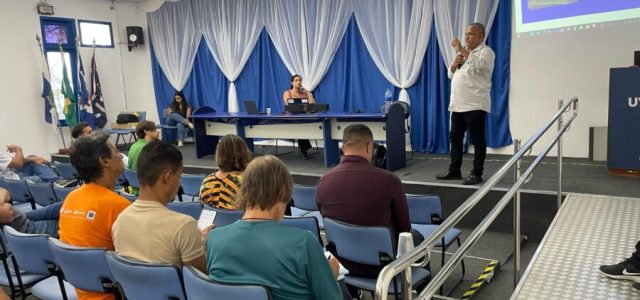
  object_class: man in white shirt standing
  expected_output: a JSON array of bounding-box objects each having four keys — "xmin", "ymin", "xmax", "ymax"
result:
[{"xmin": 437, "ymin": 23, "xmax": 495, "ymax": 185}]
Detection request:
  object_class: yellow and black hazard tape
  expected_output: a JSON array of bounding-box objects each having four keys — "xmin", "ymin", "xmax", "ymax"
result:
[{"xmin": 460, "ymin": 260, "xmax": 499, "ymax": 300}]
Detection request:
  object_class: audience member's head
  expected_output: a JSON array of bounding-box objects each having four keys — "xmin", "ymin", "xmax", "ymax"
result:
[
  {"xmin": 215, "ymin": 134, "xmax": 253, "ymax": 172},
  {"xmin": 135, "ymin": 120, "xmax": 159, "ymax": 140},
  {"xmin": 71, "ymin": 122, "xmax": 93, "ymax": 139},
  {"xmin": 236, "ymin": 155, "xmax": 292, "ymax": 219},
  {"xmin": 173, "ymin": 90, "xmax": 186, "ymax": 104},
  {"xmin": 341, "ymin": 124, "xmax": 374, "ymax": 160},
  {"xmin": 137, "ymin": 140, "xmax": 183, "ymax": 202},
  {"xmin": 70, "ymin": 133, "xmax": 123, "ymax": 183}
]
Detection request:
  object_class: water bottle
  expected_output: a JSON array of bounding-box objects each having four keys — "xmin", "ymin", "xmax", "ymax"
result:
[{"xmin": 383, "ymin": 88, "xmax": 393, "ymax": 113}]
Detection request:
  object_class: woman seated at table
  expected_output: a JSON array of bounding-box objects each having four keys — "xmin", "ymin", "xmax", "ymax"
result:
[
  {"xmin": 165, "ymin": 90, "xmax": 193, "ymax": 147},
  {"xmin": 205, "ymin": 155, "xmax": 341, "ymax": 299},
  {"xmin": 282, "ymin": 74, "xmax": 315, "ymax": 159},
  {"xmin": 199, "ymin": 134, "xmax": 253, "ymax": 210}
]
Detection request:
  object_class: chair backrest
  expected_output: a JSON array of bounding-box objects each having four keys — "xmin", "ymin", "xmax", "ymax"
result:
[
  {"xmin": 280, "ymin": 217, "xmax": 322, "ymax": 245},
  {"xmin": 48, "ymin": 238, "xmax": 117, "ymax": 293},
  {"xmin": 123, "ymin": 169, "xmax": 140, "ymax": 190},
  {"xmin": 53, "ymin": 162, "xmax": 78, "ymax": 180},
  {"xmin": 182, "ymin": 265, "xmax": 271, "ymax": 300},
  {"xmin": 292, "ymin": 184, "xmax": 318, "ymax": 211},
  {"xmin": 179, "ymin": 174, "xmax": 205, "ymax": 197},
  {"xmin": 167, "ymin": 202, "xmax": 203, "ymax": 220},
  {"xmin": 405, "ymin": 194, "xmax": 443, "ymax": 225},
  {"xmin": 3, "ymin": 227, "xmax": 54, "ymax": 275},
  {"xmin": 105, "ymin": 251, "xmax": 186, "ymax": 300},
  {"xmin": 323, "ymin": 218, "xmax": 395, "ymax": 266},
  {"xmin": 213, "ymin": 209, "xmax": 244, "ymax": 228},
  {"xmin": 53, "ymin": 186, "xmax": 77, "ymax": 202},
  {"xmin": 2, "ymin": 178, "xmax": 32, "ymax": 204},
  {"xmin": 26, "ymin": 181, "xmax": 58, "ymax": 206}
]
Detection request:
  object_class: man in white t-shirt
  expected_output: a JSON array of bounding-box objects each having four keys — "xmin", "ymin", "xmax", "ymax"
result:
[
  {"xmin": 0, "ymin": 144, "xmax": 59, "ymax": 183},
  {"xmin": 436, "ymin": 23, "xmax": 495, "ymax": 185}
]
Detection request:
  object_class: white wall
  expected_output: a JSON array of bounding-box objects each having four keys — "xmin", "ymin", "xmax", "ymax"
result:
[
  {"xmin": 0, "ymin": 0, "xmax": 156, "ymax": 158},
  {"xmin": 508, "ymin": 20, "xmax": 640, "ymax": 157}
]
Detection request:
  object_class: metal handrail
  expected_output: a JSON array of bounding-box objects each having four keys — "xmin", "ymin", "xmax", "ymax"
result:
[{"xmin": 375, "ymin": 98, "xmax": 578, "ymax": 299}]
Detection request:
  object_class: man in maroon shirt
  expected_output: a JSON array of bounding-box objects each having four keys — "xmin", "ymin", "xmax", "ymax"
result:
[{"xmin": 316, "ymin": 124, "xmax": 418, "ymax": 277}]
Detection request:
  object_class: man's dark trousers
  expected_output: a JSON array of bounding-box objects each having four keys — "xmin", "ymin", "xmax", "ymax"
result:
[{"xmin": 449, "ymin": 110, "xmax": 487, "ymax": 176}]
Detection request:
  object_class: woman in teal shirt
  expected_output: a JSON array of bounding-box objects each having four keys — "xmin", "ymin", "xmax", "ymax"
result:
[{"xmin": 205, "ymin": 155, "xmax": 341, "ymax": 300}]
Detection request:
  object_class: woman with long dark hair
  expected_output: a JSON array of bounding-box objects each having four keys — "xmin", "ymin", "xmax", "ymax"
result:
[
  {"xmin": 165, "ymin": 91, "xmax": 193, "ymax": 147},
  {"xmin": 282, "ymin": 75, "xmax": 315, "ymax": 159}
]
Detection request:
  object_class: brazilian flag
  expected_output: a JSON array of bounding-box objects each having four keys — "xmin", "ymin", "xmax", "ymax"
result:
[{"xmin": 60, "ymin": 46, "xmax": 78, "ymax": 127}]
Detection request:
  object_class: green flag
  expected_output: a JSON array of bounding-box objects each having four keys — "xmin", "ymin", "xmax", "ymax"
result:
[{"xmin": 60, "ymin": 46, "xmax": 78, "ymax": 127}]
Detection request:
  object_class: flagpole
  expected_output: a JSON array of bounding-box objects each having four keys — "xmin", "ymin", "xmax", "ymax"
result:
[
  {"xmin": 58, "ymin": 38, "xmax": 72, "ymax": 146},
  {"xmin": 36, "ymin": 34, "xmax": 66, "ymax": 148}
]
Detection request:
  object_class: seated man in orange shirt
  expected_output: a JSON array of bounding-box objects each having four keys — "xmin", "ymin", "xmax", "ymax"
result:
[{"xmin": 59, "ymin": 133, "xmax": 131, "ymax": 300}]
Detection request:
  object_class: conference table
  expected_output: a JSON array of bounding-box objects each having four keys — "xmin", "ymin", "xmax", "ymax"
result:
[{"xmin": 190, "ymin": 103, "xmax": 407, "ymax": 171}]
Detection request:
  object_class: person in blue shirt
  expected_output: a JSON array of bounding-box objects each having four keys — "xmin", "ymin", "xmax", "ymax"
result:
[{"xmin": 205, "ymin": 155, "xmax": 341, "ymax": 300}]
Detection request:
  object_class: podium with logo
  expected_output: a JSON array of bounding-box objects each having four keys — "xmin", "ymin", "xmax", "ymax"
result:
[{"xmin": 608, "ymin": 67, "xmax": 640, "ymax": 175}]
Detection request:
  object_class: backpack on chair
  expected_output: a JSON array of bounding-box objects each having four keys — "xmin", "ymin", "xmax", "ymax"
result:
[{"xmin": 371, "ymin": 143, "xmax": 387, "ymax": 169}]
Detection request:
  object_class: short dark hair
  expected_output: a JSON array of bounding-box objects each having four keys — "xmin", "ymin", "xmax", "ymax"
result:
[
  {"xmin": 342, "ymin": 124, "xmax": 373, "ymax": 150},
  {"xmin": 71, "ymin": 122, "xmax": 90, "ymax": 139},
  {"xmin": 469, "ymin": 23, "xmax": 486, "ymax": 36},
  {"xmin": 135, "ymin": 121, "xmax": 156, "ymax": 139},
  {"xmin": 70, "ymin": 133, "xmax": 112, "ymax": 182},
  {"xmin": 137, "ymin": 140, "xmax": 183, "ymax": 187},
  {"xmin": 236, "ymin": 155, "xmax": 292, "ymax": 211},
  {"xmin": 215, "ymin": 134, "xmax": 253, "ymax": 172}
]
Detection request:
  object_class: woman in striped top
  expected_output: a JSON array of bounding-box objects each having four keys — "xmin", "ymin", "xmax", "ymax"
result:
[{"xmin": 199, "ymin": 134, "xmax": 253, "ymax": 209}]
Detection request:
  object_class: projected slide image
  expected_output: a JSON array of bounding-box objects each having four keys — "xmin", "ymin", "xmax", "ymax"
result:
[
  {"xmin": 522, "ymin": 0, "xmax": 640, "ymax": 23},
  {"xmin": 528, "ymin": 0, "xmax": 577, "ymax": 10}
]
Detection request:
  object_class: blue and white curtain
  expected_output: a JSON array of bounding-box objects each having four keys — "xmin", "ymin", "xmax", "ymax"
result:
[{"xmin": 148, "ymin": 0, "xmax": 512, "ymax": 153}]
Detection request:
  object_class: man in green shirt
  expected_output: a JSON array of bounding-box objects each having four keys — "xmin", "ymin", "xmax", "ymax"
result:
[{"xmin": 127, "ymin": 121, "xmax": 159, "ymax": 170}]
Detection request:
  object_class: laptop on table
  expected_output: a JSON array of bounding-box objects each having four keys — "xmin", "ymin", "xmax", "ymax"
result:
[{"xmin": 244, "ymin": 100, "xmax": 267, "ymax": 114}]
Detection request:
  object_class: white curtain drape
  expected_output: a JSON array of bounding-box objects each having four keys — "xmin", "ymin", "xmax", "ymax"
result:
[
  {"xmin": 353, "ymin": 0, "xmax": 433, "ymax": 104},
  {"xmin": 434, "ymin": 0, "xmax": 499, "ymax": 69},
  {"xmin": 263, "ymin": 0, "xmax": 352, "ymax": 91},
  {"xmin": 193, "ymin": 0, "xmax": 262, "ymax": 113},
  {"xmin": 148, "ymin": 0, "xmax": 201, "ymax": 91}
]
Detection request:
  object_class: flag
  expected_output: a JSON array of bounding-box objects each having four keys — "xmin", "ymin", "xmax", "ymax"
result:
[
  {"xmin": 59, "ymin": 45, "xmax": 78, "ymax": 127},
  {"xmin": 90, "ymin": 52, "xmax": 107, "ymax": 128},
  {"xmin": 77, "ymin": 53, "xmax": 96, "ymax": 128},
  {"xmin": 41, "ymin": 50, "xmax": 58, "ymax": 132}
]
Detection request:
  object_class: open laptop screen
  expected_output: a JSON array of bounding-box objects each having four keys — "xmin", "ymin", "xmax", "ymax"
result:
[{"xmin": 287, "ymin": 98, "xmax": 309, "ymax": 105}]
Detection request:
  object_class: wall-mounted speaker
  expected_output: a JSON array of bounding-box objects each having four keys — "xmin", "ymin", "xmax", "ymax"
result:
[{"xmin": 126, "ymin": 26, "xmax": 144, "ymax": 51}]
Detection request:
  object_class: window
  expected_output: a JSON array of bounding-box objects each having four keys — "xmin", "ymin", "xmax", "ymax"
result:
[
  {"xmin": 78, "ymin": 20, "xmax": 114, "ymax": 48},
  {"xmin": 40, "ymin": 17, "xmax": 78, "ymax": 125}
]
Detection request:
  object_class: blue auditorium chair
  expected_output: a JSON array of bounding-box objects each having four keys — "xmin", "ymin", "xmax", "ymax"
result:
[
  {"xmin": 105, "ymin": 252, "xmax": 186, "ymax": 300},
  {"xmin": 323, "ymin": 218, "xmax": 431, "ymax": 298},
  {"xmin": 122, "ymin": 169, "xmax": 140, "ymax": 196},
  {"xmin": 3, "ymin": 227, "xmax": 77, "ymax": 300},
  {"xmin": 2, "ymin": 178, "xmax": 36, "ymax": 210},
  {"xmin": 280, "ymin": 216, "xmax": 322, "ymax": 245},
  {"xmin": 178, "ymin": 174, "xmax": 205, "ymax": 202},
  {"xmin": 182, "ymin": 265, "xmax": 271, "ymax": 300},
  {"xmin": 167, "ymin": 202, "xmax": 203, "ymax": 220},
  {"xmin": 53, "ymin": 162, "xmax": 78, "ymax": 180},
  {"xmin": 406, "ymin": 194, "xmax": 465, "ymax": 277},
  {"xmin": 48, "ymin": 238, "xmax": 121, "ymax": 299},
  {"xmin": 53, "ymin": 186, "xmax": 77, "ymax": 202},
  {"xmin": 26, "ymin": 181, "xmax": 58, "ymax": 206},
  {"xmin": 211, "ymin": 208, "xmax": 243, "ymax": 228},
  {"xmin": 291, "ymin": 184, "xmax": 323, "ymax": 228}
]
